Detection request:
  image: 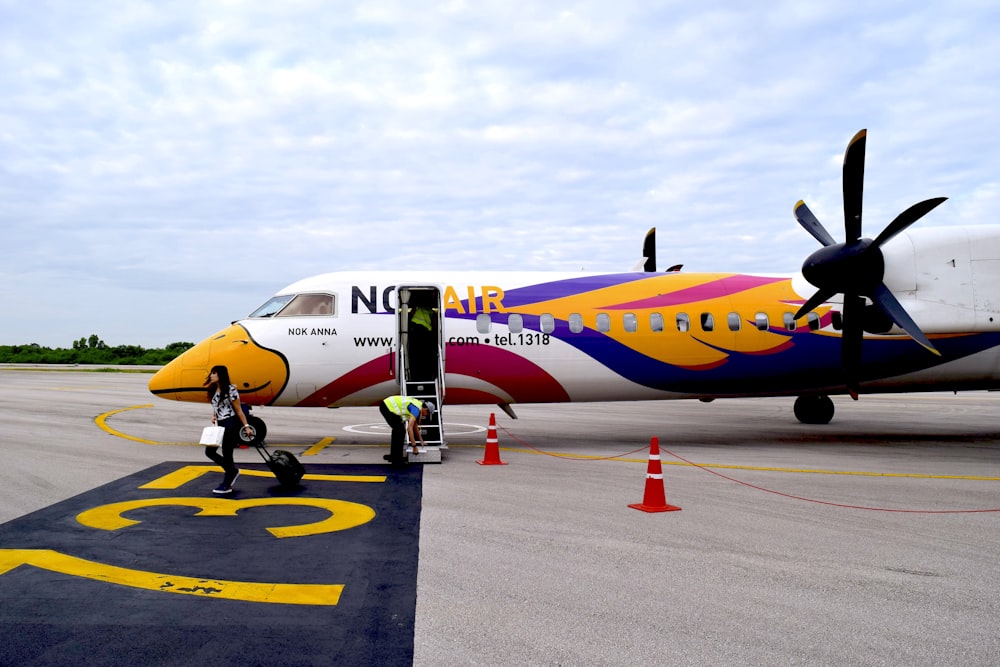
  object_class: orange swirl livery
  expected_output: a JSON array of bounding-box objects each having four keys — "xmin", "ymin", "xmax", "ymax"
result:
[{"xmin": 500, "ymin": 273, "xmax": 800, "ymax": 370}]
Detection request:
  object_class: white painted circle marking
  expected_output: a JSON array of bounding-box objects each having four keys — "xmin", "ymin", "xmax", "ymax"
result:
[{"xmin": 343, "ymin": 422, "xmax": 487, "ymax": 436}]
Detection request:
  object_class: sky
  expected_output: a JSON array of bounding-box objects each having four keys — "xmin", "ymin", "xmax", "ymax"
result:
[{"xmin": 2, "ymin": 0, "xmax": 1000, "ymax": 348}]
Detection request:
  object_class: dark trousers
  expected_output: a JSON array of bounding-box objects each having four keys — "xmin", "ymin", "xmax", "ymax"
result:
[
  {"xmin": 379, "ymin": 402, "xmax": 407, "ymax": 460},
  {"xmin": 204, "ymin": 417, "xmax": 239, "ymax": 484}
]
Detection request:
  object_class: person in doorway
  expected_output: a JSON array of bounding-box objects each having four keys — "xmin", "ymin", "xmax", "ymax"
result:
[
  {"xmin": 204, "ymin": 365, "xmax": 253, "ymax": 494},
  {"xmin": 379, "ymin": 396, "xmax": 436, "ymax": 466},
  {"xmin": 407, "ymin": 305, "xmax": 438, "ymax": 382},
  {"xmin": 411, "ymin": 305, "xmax": 433, "ymax": 332}
]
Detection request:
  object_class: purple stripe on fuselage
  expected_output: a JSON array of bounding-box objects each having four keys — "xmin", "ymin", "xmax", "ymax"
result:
[
  {"xmin": 603, "ymin": 275, "xmax": 786, "ymax": 310},
  {"xmin": 497, "ymin": 273, "xmax": 650, "ymax": 309}
]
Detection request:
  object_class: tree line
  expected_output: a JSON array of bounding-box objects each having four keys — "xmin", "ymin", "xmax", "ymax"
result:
[{"xmin": 0, "ymin": 335, "xmax": 194, "ymax": 366}]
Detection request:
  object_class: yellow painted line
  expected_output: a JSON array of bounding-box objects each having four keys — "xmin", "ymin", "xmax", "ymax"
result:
[
  {"xmin": 0, "ymin": 549, "xmax": 342, "ymax": 605},
  {"xmin": 139, "ymin": 465, "xmax": 386, "ymax": 489},
  {"xmin": 302, "ymin": 437, "xmax": 336, "ymax": 456},
  {"xmin": 139, "ymin": 465, "xmax": 226, "ymax": 488},
  {"xmin": 664, "ymin": 462, "xmax": 1000, "ymax": 481},
  {"xmin": 96, "ymin": 406, "xmax": 342, "ymax": 449},
  {"xmin": 301, "ymin": 472, "xmax": 386, "ymax": 482},
  {"xmin": 95, "ymin": 405, "xmax": 158, "ymax": 444},
  {"xmin": 76, "ymin": 497, "xmax": 376, "ymax": 538},
  {"xmin": 456, "ymin": 443, "xmax": 1000, "ymax": 481}
]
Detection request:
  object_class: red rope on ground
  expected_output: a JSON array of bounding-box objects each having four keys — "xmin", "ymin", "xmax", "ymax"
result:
[
  {"xmin": 659, "ymin": 445, "xmax": 1000, "ymax": 514},
  {"xmin": 495, "ymin": 425, "xmax": 1000, "ymax": 514}
]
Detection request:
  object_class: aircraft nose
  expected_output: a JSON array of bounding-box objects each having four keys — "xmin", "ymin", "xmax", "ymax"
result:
[
  {"xmin": 148, "ymin": 336, "xmax": 213, "ymax": 402},
  {"xmin": 148, "ymin": 324, "xmax": 288, "ymax": 405}
]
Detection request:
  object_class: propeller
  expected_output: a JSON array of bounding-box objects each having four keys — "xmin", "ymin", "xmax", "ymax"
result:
[{"xmin": 793, "ymin": 129, "xmax": 947, "ymax": 398}]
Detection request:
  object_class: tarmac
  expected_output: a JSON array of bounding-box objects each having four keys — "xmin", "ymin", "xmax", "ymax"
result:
[{"xmin": 1, "ymin": 367, "xmax": 999, "ymax": 665}]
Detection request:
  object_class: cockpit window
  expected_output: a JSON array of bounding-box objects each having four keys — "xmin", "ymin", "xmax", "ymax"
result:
[
  {"xmin": 249, "ymin": 293, "xmax": 336, "ymax": 318},
  {"xmin": 280, "ymin": 293, "xmax": 336, "ymax": 316},
  {"xmin": 249, "ymin": 295, "xmax": 294, "ymax": 318}
]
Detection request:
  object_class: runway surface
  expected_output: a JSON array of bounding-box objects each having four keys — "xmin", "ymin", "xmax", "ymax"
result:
[
  {"xmin": 0, "ymin": 462, "xmax": 422, "ymax": 665},
  {"xmin": 1, "ymin": 368, "xmax": 998, "ymax": 665}
]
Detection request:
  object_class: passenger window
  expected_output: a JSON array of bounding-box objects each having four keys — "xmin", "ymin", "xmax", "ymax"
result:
[
  {"xmin": 540, "ymin": 314, "xmax": 555, "ymax": 334},
  {"xmin": 650, "ymin": 313, "xmax": 664, "ymax": 332},
  {"xmin": 783, "ymin": 312, "xmax": 797, "ymax": 331},
  {"xmin": 676, "ymin": 313, "xmax": 690, "ymax": 332},
  {"xmin": 596, "ymin": 313, "xmax": 611, "ymax": 332},
  {"xmin": 727, "ymin": 312, "xmax": 741, "ymax": 332},
  {"xmin": 807, "ymin": 312, "xmax": 821, "ymax": 331},
  {"xmin": 569, "ymin": 313, "xmax": 584, "ymax": 333},
  {"xmin": 476, "ymin": 313, "xmax": 492, "ymax": 334},
  {"xmin": 274, "ymin": 293, "xmax": 336, "ymax": 317},
  {"xmin": 508, "ymin": 313, "xmax": 523, "ymax": 333},
  {"xmin": 755, "ymin": 312, "xmax": 769, "ymax": 330},
  {"xmin": 623, "ymin": 313, "xmax": 637, "ymax": 333},
  {"xmin": 701, "ymin": 313, "xmax": 714, "ymax": 332}
]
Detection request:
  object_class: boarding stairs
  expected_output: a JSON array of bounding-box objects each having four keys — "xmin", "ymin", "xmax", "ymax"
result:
[
  {"xmin": 401, "ymin": 378, "xmax": 444, "ymax": 462},
  {"xmin": 398, "ymin": 321, "xmax": 446, "ymax": 464}
]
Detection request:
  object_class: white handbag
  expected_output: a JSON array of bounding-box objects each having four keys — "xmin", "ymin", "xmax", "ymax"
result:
[{"xmin": 199, "ymin": 425, "xmax": 226, "ymax": 446}]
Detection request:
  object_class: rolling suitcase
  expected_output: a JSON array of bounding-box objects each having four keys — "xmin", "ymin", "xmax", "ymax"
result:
[{"xmin": 254, "ymin": 441, "xmax": 305, "ymax": 488}]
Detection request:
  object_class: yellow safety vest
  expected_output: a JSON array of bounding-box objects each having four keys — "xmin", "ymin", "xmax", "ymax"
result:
[
  {"xmin": 411, "ymin": 307, "xmax": 433, "ymax": 331},
  {"xmin": 383, "ymin": 395, "xmax": 422, "ymax": 420}
]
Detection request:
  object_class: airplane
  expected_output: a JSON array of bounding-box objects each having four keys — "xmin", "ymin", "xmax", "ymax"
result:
[{"xmin": 148, "ymin": 129, "xmax": 1000, "ymax": 453}]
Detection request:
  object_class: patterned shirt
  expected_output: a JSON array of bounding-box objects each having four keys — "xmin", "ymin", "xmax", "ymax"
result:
[{"xmin": 211, "ymin": 384, "xmax": 241, "ymax": 421}]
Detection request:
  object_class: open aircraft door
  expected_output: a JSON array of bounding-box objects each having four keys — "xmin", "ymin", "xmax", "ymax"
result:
[{"xmin": 395, "ymin": 285, "xmax": 446, "ymax": 455}]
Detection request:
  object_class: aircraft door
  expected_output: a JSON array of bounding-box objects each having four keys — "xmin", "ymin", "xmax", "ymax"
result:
[
  {"xmin": 395, "ymin": 286, "xmax": 445, "ymax": 449},
  {"xmin": 395, "ymin": 286, "xmax": 443, "ymax": 392}
]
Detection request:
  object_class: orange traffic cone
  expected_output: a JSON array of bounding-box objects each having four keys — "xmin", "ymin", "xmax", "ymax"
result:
[
  {"xmin": 629, "ymin": 437, "xmax": 681, "ymax": 512},
  {"xmin": 477, "ymin": 413, "xmax": 508, "ymax": 465}
]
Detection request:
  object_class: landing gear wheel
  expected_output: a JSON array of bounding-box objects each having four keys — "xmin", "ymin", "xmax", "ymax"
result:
[
  {"xmin": 238, "ymin": 415, "xmax": 268, "ymax": 447},
  {"xmin": 794, "ymin": 394, "xmax": 834, "ymax": 425}
]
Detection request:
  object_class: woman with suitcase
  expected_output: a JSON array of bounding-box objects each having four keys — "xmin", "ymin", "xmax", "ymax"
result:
[{"xmin": 204, "ymin": 365, "xmax": 253, "ymax": 495}]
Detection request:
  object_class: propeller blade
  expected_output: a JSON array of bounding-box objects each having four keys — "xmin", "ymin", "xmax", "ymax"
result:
[
  {"xmin": 842, "ymin": 129, "xmax": 867, "ymax": 243},
  {"xmin": 871, "ymin": 283, "xmax": 940, "ymax": 355},
  {"xmin": 794, "ymin": 200, "xmax": 836, "ymax": 246},
  {"xmin": 794, "ymin": 287, "xmax": 837, "ymax": 321},
  {"xmin": 841, "ymin": 293, "xmax": 866, "ymax": 399},
  {"xmin": 872, "ymin": 197, "xmax": 948, "ymax": 248}
]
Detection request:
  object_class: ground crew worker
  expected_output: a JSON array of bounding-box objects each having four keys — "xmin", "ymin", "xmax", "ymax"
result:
[
  {"xmin": 411, "ymin": 305, "xmax": 433, "ymax": 331},
  {"xmin": 379, "ymin": 395, "xmax": 436, "ymax": 466}
]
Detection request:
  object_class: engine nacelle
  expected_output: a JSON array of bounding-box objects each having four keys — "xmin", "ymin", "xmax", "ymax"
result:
[{"xmin": 882, "ymin": 225, "xmax": 1000, "ymax": 333}]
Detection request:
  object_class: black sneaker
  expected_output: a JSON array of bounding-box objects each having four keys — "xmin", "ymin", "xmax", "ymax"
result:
[{"xmin": 212, "ymin": 484, "xmax": 233, "ymax": 495}]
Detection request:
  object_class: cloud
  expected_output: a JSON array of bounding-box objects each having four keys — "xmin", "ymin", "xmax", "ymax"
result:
[{"xmin": 2, "ymin": 0, "xmax": 999, "ymax": 346}]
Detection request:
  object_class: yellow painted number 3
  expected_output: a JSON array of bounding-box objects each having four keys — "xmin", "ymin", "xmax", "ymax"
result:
[{"xmin": 0, "ymin": 466, "xmax": 381, "ymax": 605}]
